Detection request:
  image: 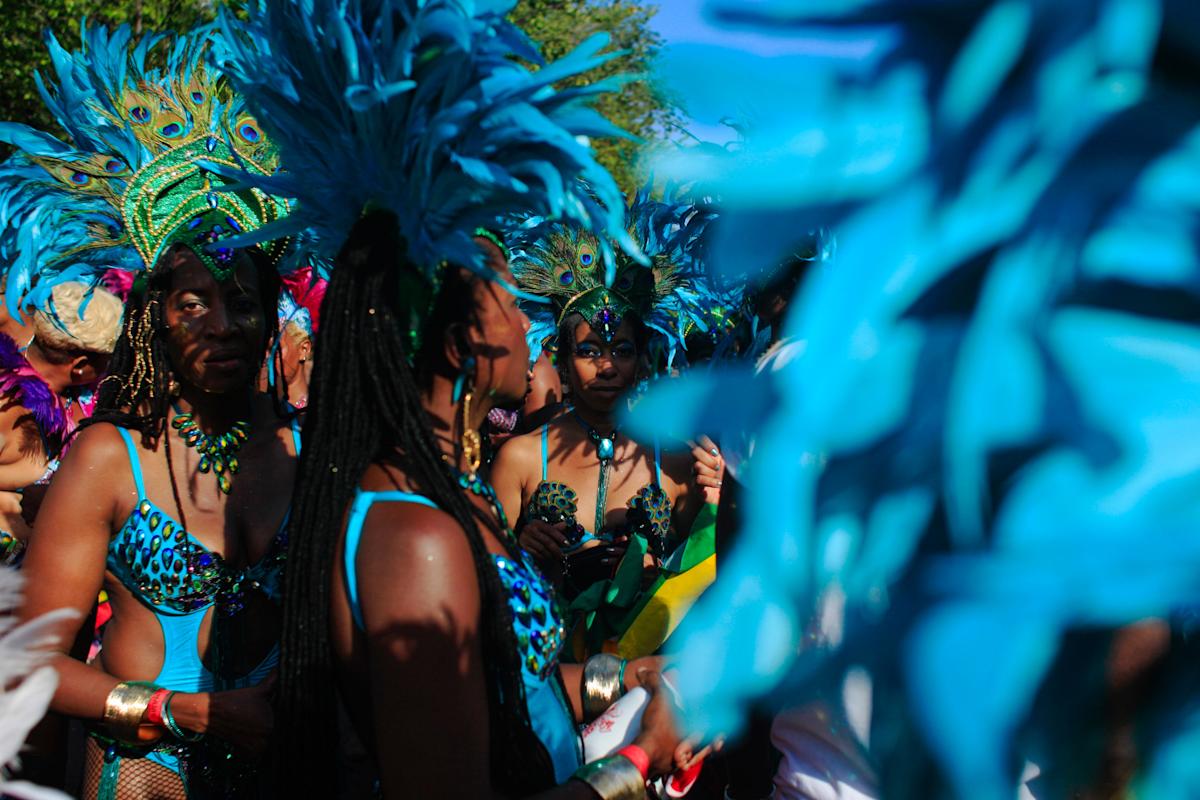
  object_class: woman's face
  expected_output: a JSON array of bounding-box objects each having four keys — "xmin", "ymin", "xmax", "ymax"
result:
[
  {"xmin": 565, "ymin": 316, "xmax": 639, "ymax": 414},
  {"xmin": 278, "ymin": 322, "xmax": 312, "ymax": 384},
  {"xmin": 163, "ymin": 249, "xmax": 267, "ymax": 396},
  {"xmin": 467, "ymin": 239, "xmax": 531, "ymax": 405}
]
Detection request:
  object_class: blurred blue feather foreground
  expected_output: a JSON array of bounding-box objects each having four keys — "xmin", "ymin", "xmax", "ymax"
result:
[{"xmin": 631, "ymin": 1, "xmax": 1200, "ymax": 797}]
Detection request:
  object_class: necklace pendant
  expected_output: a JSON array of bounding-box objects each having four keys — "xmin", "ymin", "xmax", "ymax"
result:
[{"xmin": 597, "ymin": 437, "xmax": 615, "ymax": 461}]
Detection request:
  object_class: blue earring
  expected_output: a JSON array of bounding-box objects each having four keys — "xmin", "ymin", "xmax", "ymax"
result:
[{"xmin": 452, "ymin": 356, "xmax": 476, "ymax": 404}]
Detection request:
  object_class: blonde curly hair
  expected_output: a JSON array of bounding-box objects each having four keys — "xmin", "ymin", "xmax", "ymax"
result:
[{"xmin": 32, "ymin": 282, "xmax": 123, "ymax": 356}]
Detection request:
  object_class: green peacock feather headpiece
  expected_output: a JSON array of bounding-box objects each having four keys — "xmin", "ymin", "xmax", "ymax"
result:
[
  {"xmin": 511, "ymin": 186, "xmax": 728, "ymax": 370},
  {"xmin": 0, "ymin": 23, "xmax": 291, "ymax": 316}
]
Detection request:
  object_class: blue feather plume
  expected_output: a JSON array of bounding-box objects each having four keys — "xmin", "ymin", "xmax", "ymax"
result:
[
  {"xmin": 624, "ymin": 1, "xmax": 1200, "ymax": 797},
  {"xmin": 211, "ymin": 0, "xmax": 637, "ymax": 282}
]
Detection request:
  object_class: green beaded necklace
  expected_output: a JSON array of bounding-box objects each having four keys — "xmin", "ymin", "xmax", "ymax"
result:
[{"xmin": 170, "ymin": 410, "xmax": 250, "ymax": 494}]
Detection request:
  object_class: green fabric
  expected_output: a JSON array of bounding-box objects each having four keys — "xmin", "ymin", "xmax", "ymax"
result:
[
  {"xmin": 565, "ymin": 503, "xmax": 719, "ymax": 655},
  {"xmin": 98, "ymin": 751, "xmax": 120, "ymax": 800}
]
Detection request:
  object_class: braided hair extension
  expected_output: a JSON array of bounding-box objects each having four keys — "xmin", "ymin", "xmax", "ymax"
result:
[
  {"xmin": 85, "ymin": 244, "xmax": 283, "ymax": 445},
  {"xmin": 278, "ymin": 208, "xmax": 557, "ymax": 796}
]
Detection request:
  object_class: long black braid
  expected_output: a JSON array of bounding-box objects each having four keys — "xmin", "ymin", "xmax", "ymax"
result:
[{"xmin": 277, "ymin": 209, "xmax": 557, "ymax": 796}]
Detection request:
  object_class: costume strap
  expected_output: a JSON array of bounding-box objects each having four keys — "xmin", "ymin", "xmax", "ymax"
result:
[
  {"xmin": 115, "ymin": 427, "xmax": 146, "ymax": 499},
  {"xmin": 541, "ymin": 423, "xmax": 550, "ymax": 482},
  {"xmin": 654, "ymin": 439, "xmax": 662, "ymax": 487},
  {"xmin": 290, "ymin": 416, "xmax": 302, "ymax": 456},
  {"xmin": 344, "ymin": 490, "xmax": 439, "ymax": 631}
]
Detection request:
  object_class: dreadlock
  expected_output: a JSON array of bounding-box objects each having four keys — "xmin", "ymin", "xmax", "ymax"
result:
[
  {"xmin": 86, "ymin": 243, "xmax": 283, "ymax": 445},
  {"xmin": 278, "ymin": 209, "xmax": 558, "ymax": 796}
]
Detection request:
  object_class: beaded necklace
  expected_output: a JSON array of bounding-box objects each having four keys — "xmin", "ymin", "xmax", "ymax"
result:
[
  {"xmin": 170, "ymin": 406, "xmax": 250, "ymax": 494},
  {"xmin": 570, "ymin": 408, "xmax": 618, "ymax": 535}
]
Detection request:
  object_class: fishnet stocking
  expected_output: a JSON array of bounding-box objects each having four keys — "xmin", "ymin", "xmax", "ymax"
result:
[{"xmin": 82, "ymin": 737, "xmax": 188, "ymax": 800}]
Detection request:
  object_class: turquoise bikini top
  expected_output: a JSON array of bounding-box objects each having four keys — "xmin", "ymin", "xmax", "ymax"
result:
[
  {"xmin": 343, "ymin": 489, "xmax": 582, "ymax": 781},
  {"xmin": 528, "ymin": 423, "xmax": 672, "ymax": 554},
  {"xmin": 106, "ymin": 423, "xmax": 298, "ymax": 616}
]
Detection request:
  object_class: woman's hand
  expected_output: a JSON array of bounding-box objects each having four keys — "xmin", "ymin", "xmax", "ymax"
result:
[
  {"xmin": 623, "ymin": 657, "xmax": 666, "ymax": 691},
  {"xmin": 171, "ymin": 675, "xmax": 276, "ymax": 755},
  {"xmin": 518, "ymin": 519, "xmax": 568, "ymax": 577},
  {"xmin": 631, "ymin": 669, "xmax": 683, "ymax": 778},
  {"xmin": 689, "ymin": 435, "xmax": 724, "ymax": 505},
  {"xmin": 0, "ymin": 489, "xmax": 32, "ymax": 542}
]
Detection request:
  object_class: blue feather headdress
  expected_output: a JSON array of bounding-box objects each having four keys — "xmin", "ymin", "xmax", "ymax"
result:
[
  {"xmin": 510, "ymin": 183, "xmax": 731, "ymax": 367},
  {"xmin": 0, "ymin": 23, "xmax": 293, "ymax": 321},
  {"xmin": 627, "ymin": 1, "xmax": 1200, "ymax": 798},
  {"xmin": 211, "ymin": 0, "xmax": 639, "ymax": 346}
]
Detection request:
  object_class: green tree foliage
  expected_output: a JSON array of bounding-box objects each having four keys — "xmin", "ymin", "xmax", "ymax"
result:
[
  {"xmin": 510, "ymin": 0, "xmax": 678, "ymax": 194},
  {"xmin": 1, "ymin": 0, "xmax": 675, "ymax": 190},
  {"xmin": 0, "ymin": 1, "xmax": 224, "ymax": 151}
]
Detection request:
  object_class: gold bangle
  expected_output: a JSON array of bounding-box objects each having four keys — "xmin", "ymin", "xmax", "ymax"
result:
[
  {"xmin": 103, "ymin": 681, "xmax": 158, "ymax": 742},
  {"xmin": 572, "ymin": 756, "xmax": 645, "ymax": 800},
  {"xmin": 582, "ymin": 653, "xmax": 626, "ymax": 721}
]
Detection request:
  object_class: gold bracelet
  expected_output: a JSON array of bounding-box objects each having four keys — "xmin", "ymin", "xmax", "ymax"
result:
[
  {"xmin": 582, "ymin": 653, "xmax": 627, "ymax": 721},
  {"xmin": 103, "ymin": 681, "xmax": 159, "ymax": 742},
  {"xmin": 572, "ymin": 756, "xmax": 645, "ymax": 800}
]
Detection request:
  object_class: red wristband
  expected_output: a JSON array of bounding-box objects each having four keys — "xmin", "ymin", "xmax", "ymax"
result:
[
  {"xmin": 617, "ymin": 744, "xmax": 650, "ymax": 780},
  {"xmin": 145, "ymin": 689, "xmax": 172, "ymax": 727}
]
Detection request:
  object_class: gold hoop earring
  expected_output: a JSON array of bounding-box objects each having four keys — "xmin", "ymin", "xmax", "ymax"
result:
[{"xmin": 460, "ymin": 391, "xmax": 482, "ymax": 476}]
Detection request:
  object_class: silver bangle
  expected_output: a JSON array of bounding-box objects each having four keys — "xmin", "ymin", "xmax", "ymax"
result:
[
  {"xmin": 573, "ymin": 755, "xmax": 645, "ymax": 800},
  {"xmin": 582, "ymin": 653, "xmax": 626, "ymax": 721}
]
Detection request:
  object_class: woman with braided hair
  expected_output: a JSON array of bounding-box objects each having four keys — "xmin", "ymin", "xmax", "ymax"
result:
[
  {"xmin": 210, "ymin": 0, "xmax": 702, "ymax": 796},
  {"xmin": 3, "ymin": 23, "xmax": 302, "ymax": 798},
  {"xmin": 281, "ymin": 212, "xmax": 682, "ymax": 798}
]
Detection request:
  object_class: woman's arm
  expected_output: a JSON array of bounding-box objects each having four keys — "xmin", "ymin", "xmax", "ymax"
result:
[
  {"xmin": 356, "ymin": 501, "xmax": 607, "ymax": 799},
  {"xmin": 493, "ymin": 435, "xmax": 567, "ymax": 572},
  {"xmin": 17, "ymin": 424, "xmax": 135, "ymax": 721},
  {"xmin": 490, "ymin": 433, "xmax": 533, "ymax": 526}
]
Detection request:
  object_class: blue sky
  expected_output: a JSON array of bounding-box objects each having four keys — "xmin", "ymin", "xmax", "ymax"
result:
[
  {"xmin": 649, "ymin": 0, "xmax": 866, "ymax": 57},
  {"xmin": 647, "ymin": 1, "xmax": 885, "ymax": 142}
]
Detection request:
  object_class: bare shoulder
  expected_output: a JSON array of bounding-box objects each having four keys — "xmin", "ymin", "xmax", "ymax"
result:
[
  {"xmin": 352, "ymin": 476, "xmax": 482, "ymax": 631},
  {"xmin": 658, "ymin": 447, "xmax": 694, "ymax": 491},
  {"xmin": 61, "ymin": 422, "xmax": 135, "ymax": 474},
  {"xmin": 493, "ymin": 426, "xmax": 542, "ymax": 472}
]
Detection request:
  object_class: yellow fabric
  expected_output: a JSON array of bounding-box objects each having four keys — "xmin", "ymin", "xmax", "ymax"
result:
[{"xmin": 615, "ymin": 554, "xmax": 717, "ymax": 659}]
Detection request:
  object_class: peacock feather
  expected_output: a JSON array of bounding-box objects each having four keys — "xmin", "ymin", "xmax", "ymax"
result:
[
  {"xmin": 511, "ymin": 182, "xmax": 735, "ymax": 367},
  {"xmin": 0, "ymin": 23, "xmax": 291, "ymax": 321}
]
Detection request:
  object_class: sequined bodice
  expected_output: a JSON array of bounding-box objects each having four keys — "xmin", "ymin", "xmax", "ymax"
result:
[
  {"xmin": 492, "ymin": 550, "xmax": 565, "ymax": 681},
  {"xmin": 528, "ymin": 480, "xmax": 673, "ymax": 553},
  {"xmin": 106, "ymin": 498, "xmax": 286, "ymax": 615}
]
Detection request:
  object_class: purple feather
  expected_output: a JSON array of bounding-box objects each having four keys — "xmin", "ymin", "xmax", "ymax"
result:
[{"xmin": 0, "ymin": 332, "xmax": 72, "ymax": 455}]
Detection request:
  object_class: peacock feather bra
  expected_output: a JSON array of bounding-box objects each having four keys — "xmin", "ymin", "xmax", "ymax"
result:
[{"xmin": 0, "ymin": 23, "xmax": 291, "ymax": 319}]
